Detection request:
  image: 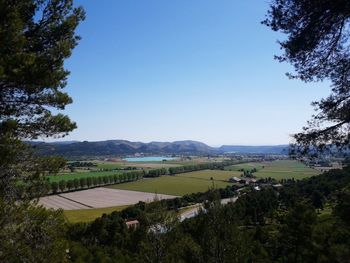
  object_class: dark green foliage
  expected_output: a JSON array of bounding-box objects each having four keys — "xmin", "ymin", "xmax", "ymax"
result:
[
  {"xmin": 113, "ymin": 174, "xmax": 120, "ymax": 184},
  {"xmin": 92, "ymin": 177, "xmax": 99, "ymax": 187},
  {"xmin": 264, "ymin": 0, "xmax": 350, "ymax": 154},
  {"xmin": 66, "ymin": 180, "xmax": 74, "ymax": 191},
  {"xmin": 58, "ymin": 180, "xmax": 66, "ymax": 192},
  {"xmin": 146, "ymin": 168, "xmax": 167, "ymax": 177},
  {"xmin": 86, "ymin": 177, "xmax": 92, "ymax": 188},
  {"xmin": 51, "ymin": 181, "xmax": 59, "ymax": 194},
  {"xmin": 69, "ymin": 162, "xmax": 96, "ymax": 168},
  {"xmin": 167, "ymin": 160, "xmax": 237, "ymax": 176},
  {"xmin": 0, "ymin": 201, "xmax": 68, "ymax": 263},
  {"xmin": 279, "ymin": 166, "xmax": 350, "ymax": 209},
  {"xmin": 48, "ymin": 170, "xmax": 145, "ymax": 193},
  {"xmin": 277, "ymin": 203, "xmax": 317, "ymax": 262},
  {"xmin": 102, "ymin": 175, "xmax": 109, "ymax": 184},
  {"xmin": 0, "ymin": 0, "xmax": 85, "ymax": 139},
  {"xmin": 334, "ymin": 190, "xmax": 350, "ymax": 224},
  {"xmin": 79, "ymin": 177, "xmax": 87, "ymax": 189},
  {"xmin": 73, "ymin": 178, "xmax": 80, "ymax": 189},
  {"xmin": 108, "ymin": 175, "xmax": 114, "ymax": 184},
  {"xmin": 311, "ymin": 190, "xmax": 325, "ymax": 210},
  {"xmin": 0, "ymin": 1, "xmax": 84, "ymax": 262},
  {"xmin": 235, "ymin": 188, "xmax": 279, "ymax": 224}
]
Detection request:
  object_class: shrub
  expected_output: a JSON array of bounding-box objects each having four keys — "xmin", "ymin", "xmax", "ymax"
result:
[
  {"xmin": 66, "ymin": 180, "xmax": 74, "ymax": 191},
  {"xmin": 79, "ymin": 178, "xmax": 87, "ymax": 188},
  {"xmin": 51, "ymin": 182, "xmax": 58, "ymax": 194},
  {"xmin": 86, "ymin": 177, "xmax": 92, "ymax": 188},
  {"xmin": 58, "ymin": 180, "xmax": 66, "ymax": 192},
  {"xmin": 73, "ymin": 179, "xmax": 80, "ymax": 189}
]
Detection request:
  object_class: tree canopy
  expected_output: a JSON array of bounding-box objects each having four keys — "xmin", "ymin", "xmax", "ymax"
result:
[
  {"xmin": 0, "ymin": 0, "xmax": 84, "ymax": 139},
  {"xmin": 0, "ymin": 1, "xmax": 84, "ymax": 261},
  {"xmin": 0, "ymin": 0, "xmax": 84, "ymax": 199},
  {"xmin": 263, "ymin": 0, "xmax": 350, "ymax": 154}
]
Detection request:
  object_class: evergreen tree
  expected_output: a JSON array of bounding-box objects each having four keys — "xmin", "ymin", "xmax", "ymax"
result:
[{"xmin": 264, "ymin": 0, "xmax": 350, "ymax": 154}]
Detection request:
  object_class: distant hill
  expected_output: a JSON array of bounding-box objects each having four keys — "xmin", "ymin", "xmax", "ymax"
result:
[
  {"xmin": 30, "ymin": 140, "xmax": 218, "ymax": 157},
  {"xmin": 219, "ymin": 145, "xmax": 289, "ymax": 154}
]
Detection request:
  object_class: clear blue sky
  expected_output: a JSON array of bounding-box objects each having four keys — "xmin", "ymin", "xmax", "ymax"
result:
[{"xmin": 52, "ymin": 0, "xmax": 330, "ymax": 146}]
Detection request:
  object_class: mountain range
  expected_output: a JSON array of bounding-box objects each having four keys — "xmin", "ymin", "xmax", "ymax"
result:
[{"xmin": 30, "ymin": 140, "xmax": 289, "ymax": 157}]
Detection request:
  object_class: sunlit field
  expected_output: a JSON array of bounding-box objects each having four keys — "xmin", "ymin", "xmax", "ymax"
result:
[
  {"xmin": 108, "ymin": 174, "xmax": 232, "ymax": 196},
  {"xmin": 63, "ymin": 205, "xmax": 129, "ymax": 223},
  {"xmin": 226, "ymin": 160, "xmax": 319, "ymax": 180}
]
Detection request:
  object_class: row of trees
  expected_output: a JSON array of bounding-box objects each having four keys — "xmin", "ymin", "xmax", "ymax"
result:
[
  {"xmin": 47, "ymin": 171, "xmax": 144, "ymax": 194},
  {"xmin": 146, "ymin": 168, "xmax": 167, "ymax": 177},
  {"xmin": 167, "ymin": 160, "xmax": 237, "ymax": 175},
  {"xmin": 141, "ymin": 160, "xmax": 239, "ymax": 178}
]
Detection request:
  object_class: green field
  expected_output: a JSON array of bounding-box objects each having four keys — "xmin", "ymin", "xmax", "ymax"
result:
[
  {"xmin": 47, "ymin": 170, "xmax": 121, "ymax": 183},
  {"xmin": 95, "ymin": 162, "xmax": 122, "ymax": 170},
  {"xmin": 225, "ymin": 162, "xmax": 265, "ymax": 172},
  {"xmin": 107, "ymin": 172, "xmax": 232, "ymax": 196},
  {"xmin": 226, "ymin": 160, "xmax": 319, "ymax": 180},
  {"xmin": 176, "ymin": 169, "xmax": 241, "ymax": 181},
  {"xmin": 63, "ymin": 205, "xmax": 129, "ymax": 223}
]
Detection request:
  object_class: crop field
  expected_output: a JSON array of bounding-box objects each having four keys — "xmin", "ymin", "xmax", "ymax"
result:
[
  {"xmin": 95, "ymin": 162, "xmax": 122, "ymax": 170},
  {"xmin": 93, "ymin": 161, "xmax": 180, "ymax": 169},
  {"xmin": 108, "ymin": 172, "xmax": 232, "ymax": 196},
  {"xmin": 226, "ymin": 160, "xmax": 319, "ymax": 180},
  {"xmin": 47, "ymin": 170, "xmax": 121, "ymax": 183},
  {"xmin": 163, "ymin": 157, "xmax": 231, "ymax": 166},
  {"xmin": 63, "ymin": 205, "xmax": 129, "ymax": 223},
  {"xmin": 39, "ymin": 188, "xmax": 176, "ymax": 210},
  {"xmin": 225, "ymin": 162, "xmax": 265, "ymax": 171},
  {"xmin": 176, "ymin": 169, "xmax": 241, "ymax": 181},
  {"xmin": 119, "ymin": 162, "xmax": 182, "ymax": 169}
]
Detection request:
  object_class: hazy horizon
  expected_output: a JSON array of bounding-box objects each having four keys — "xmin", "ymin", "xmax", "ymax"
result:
[{"xmin": 40, "ymin": 138, "xmax": 290, "ymax": 147}]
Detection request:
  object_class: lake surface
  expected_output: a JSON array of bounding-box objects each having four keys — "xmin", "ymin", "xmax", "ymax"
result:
[{"xmin": 123, "ymin": 156, "xmax": 177, "ymax": 162}]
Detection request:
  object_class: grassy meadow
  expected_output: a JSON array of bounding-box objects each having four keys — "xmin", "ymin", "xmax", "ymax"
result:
[
  {"xmin": 176, "ymin": 169, "xmax": 241, "ymax": 181},
  {"xmin": 226, "ymin": 160, "xmax": 319, "ymax": 180},
  {"xmin": 63, "ymin": 205, "xmax": 129, "ymax": 223},
  {"xmin": 107, "ymin": 172, "xmax": 232, "ymax": 196},
  {"xmin": 95, "ymin": 162, "xmax": 122, "ymax": 170}
]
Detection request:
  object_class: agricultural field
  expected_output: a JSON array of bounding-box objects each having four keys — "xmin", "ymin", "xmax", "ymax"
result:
[
  {"xmin": 39, "ymin": 188, "xmax": 176, "ymax": 210},
  {"xmin": 46, "ymin": 170, "xmax": 121, "ymax": 183},
  {"xmin": 225, "ymin": 162, "xmax": 265, "ymax": 172},
  {"xmin": 226, "ymin": 160, "xmax": 319, "ymax": 180},
  {"xmin": 108, "ymin": 172, "xmax": 232, "ymax": 196},
  {"xmin": 93, "ymin": 160, "xmax": 183, "ymax": 169},
  {"xmin": 162, "ymin": 156, "xmax": 232, "ymax": 166},
  {"xmin": 63, "ymin": 205, "xmax": 129, "ymax": 223},
  {"xmin": 66, "ymin": 159, "xmax": 184, "ymax": 172},
  {"xmin": 176, "ymin": 169, "xmax": 241, "ymax": 182},
  {"xmin": 94, "ymin": 161, "xmax": 122, "ymax": 170},
  {"xmin": 120, "ymin": 162, "xmax": 181, "ymax": 169}
]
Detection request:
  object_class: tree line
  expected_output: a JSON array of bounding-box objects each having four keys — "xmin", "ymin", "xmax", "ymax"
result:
[{"xmin": 45, "ymin": 171, "xmax": 144, "ymax": 194}]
